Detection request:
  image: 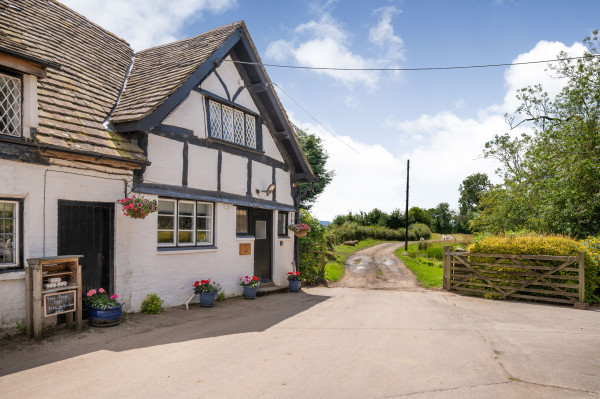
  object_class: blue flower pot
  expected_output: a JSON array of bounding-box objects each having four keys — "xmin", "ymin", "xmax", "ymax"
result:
[
  {"xmin": 88, "ymin": 305, "xmax": 122, "ymax": 327},
  {"xmin": 289, "ymin": 280, "xmax": 302, "ymax": 292},
  {"xmin": 243, "ymin": 286, "xmax": 258, "ymax": 299},
  {"xmin": 199, "ymin": 292, "xmax": 217, "ymax": 307}
]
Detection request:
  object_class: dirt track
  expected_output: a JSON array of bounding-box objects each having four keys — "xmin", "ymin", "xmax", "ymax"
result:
[{"xmin": 330, "ymin": 242, "xmax": 421, "ymax": 290}]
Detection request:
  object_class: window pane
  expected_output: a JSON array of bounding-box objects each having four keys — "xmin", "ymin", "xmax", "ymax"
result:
[
  {"xmin": 179, "ymin": 216, "xmax": 193, "ymax": 230},
  {"xmin": 157, "ymin": 216, "xmax": 173, "ymax": 229},
  {"xmin": 179, "ymin": 202, "xmax": 194, "ymax": 216},
  {"xmin": 246, "ymin": 115, "xmax": 256, "ymax": 149},
  {"xmin": 278, "ymin": 213, "xmax": 287, "ymax": 235},
  {"xmin": 0, "ymin": 201, "xmax": 17, "ymax": 265},
  {"xmin": 234, "ymin": 109, "xmax": 245, "ymax": 145},
  {"xmin": 196, "ymin": 217, "xmax": 209, "ymax": 230},
  {"xmin": 196, "ymin": 231, "xmax": 212, "ymax": 243},
  {"xmin": 158, "ymin": 200, "xmax": 174, "ymax": 215},
  {"xmin": 197, "ymin": 203, "xmax": 212, "ymax": 217},
  {"xmin": 157, "ymin": 231, "xmax": 174, "ymax": 244},
  {"xmin": 0, "ymin": 73, "xmax": 22, "ymax": 137},
  {"xmin": 178, "ymin": 231, "xmax": 193, "ymax": 243},
  {"xmin": 222, "ymin": 105, "xmax": 234, "ymax": 142},
  {"xmin": 209, "ymin": 100, "xmax": 222, "ymax": 139},
  {"xmin": 256, "ymin": 220, "xmax": 266, "ymax": 239},
  {"xmin": 236, "ymin": 208, "xmax": 248, "ymax": 234}
]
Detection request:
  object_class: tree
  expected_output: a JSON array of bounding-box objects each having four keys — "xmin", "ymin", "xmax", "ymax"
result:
[
  {"xmin": 429, "ymin": 203, "xmax": 453, "ymax": 234},
  {"xmin": 474, "ymin": 30, "xmax": 600, "ymax": 237},
  {"xmin": 295, "ymin": 126, "xmax": 334, "ymax": 208},
  {"xmin": 458, "ymin": 173, "xmax": 491, "ymax": 220},
  {"xmin": 386, "ymin": 208, "xmax": 404, "ymax": 229},
  {"xmin": 407, "ymin": 206, "xmax": 432, "ymax": 227}
]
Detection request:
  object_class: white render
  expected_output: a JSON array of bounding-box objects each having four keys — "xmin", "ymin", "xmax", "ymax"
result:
[
  {"xmin": 162, "ymin": 91, "xmax": 207, "ymax": 137},
  {"xmin": 187, "ymin": 146, "xmax": 218, "ymax": 191},
  {"xmin": 144, "ymin": 135, "xmax": 183, "ymax": 185},
  {"xmin": 220, "ymin": 152, "xmax": 248, "ymax": 196}
]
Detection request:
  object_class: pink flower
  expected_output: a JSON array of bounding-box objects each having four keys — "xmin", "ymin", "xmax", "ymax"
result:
[
  {"xmin": 110, "ymin": 294, "xmax": 118, "ymax": 299},
  {"xmin": 87, "ymin": 289, "xmax": 96, "ymax": 297},
  {"xmin": 99, "ymin": 288, "xmax": 105, "ymax": 293}
]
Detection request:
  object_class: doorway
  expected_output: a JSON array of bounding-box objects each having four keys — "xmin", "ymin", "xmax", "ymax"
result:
[{"xmin": 252, "ymin": 209, "xmax": 272, "ymax": 282}]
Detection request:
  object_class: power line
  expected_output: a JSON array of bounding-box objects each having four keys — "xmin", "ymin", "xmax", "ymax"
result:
[
  {"xmin": 269, "ymin": 82, "xmax": 359, "ymax": 153},
  {"xmin": 227, "ymin": 54, "xmax": 599, "ymax": 72}
]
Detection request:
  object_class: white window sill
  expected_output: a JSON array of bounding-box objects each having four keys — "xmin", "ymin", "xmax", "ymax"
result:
[
  {"xmin": 157, "ymin": 246, "xmax": 218, "ymax": 254},
  {"xmin": 236, "ymin": 236, "xmax": 255, "ymax": 241}
]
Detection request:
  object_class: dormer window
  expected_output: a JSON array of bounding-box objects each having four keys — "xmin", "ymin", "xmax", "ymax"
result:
[
  {"xmin": 208, "ymin": 99, "xmax": 257, "ymax": 149},
  {"xmin": 0, "ymin": 72, "xmax": 22, "ymax": 137}
]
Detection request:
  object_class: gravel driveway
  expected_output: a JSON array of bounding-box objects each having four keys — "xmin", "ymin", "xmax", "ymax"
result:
[{"xmin": 331, "ymin": 242, "xmax": 420, "ymax": 290}]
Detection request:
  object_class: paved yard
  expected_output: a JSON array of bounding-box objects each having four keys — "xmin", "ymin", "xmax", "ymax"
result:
[{"xmin": 1, "ymin": 286, "xmax": 599, "ymax": 398}]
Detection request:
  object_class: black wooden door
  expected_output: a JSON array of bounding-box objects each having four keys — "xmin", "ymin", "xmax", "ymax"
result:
[
  {"xmin": 58, "ymin": 201, "xmax": 114, "ymax": 296},
  {"xmin": 253, "ymin": 210, "xmax": 272, "ymax": 282}
]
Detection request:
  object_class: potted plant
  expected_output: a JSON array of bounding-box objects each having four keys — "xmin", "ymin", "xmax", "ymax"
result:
[
  {"xmin": 239, "ymin": 275, "xmax": 260, "ymax": 299},
  {"xmin": 193, "ymin": 279, "xmax": 222, "ymax": 307},
  {"xmin": 117, "ymin": 195, "xmax": 158, "ymax": 219},
  {"xmin": 288, "ymin": 223, "xmax": 311, "ymax": 237},
  {"xmin": 85, "ymin": 288, "xmax": 122, "ymax": 327},
  {"xmin": 287, "ymin": 271, "xmax": 302, "ymax": 292}
]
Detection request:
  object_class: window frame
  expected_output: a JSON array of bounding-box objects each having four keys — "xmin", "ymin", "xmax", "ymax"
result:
[
  {"xmin": 0, "ymin": 69, "xmax": 23, "ymax": 138},
  {"xmin": 0, "ymin": 198, "xmax": 23, "ymax": 270},
  {"xmin": 157, "ymin": 198, "xmax": 215, "ymax": 248},
  {"xmin": 205, "ymin": 95, "xmax": 261, "ymax": 151},
  {"xmin": 277, "ymin": 212, "xmax": 289, "ymax": 237},
  {"xmin": 236, "ymin": 207, "xmax": 251, "ymax": 236}
]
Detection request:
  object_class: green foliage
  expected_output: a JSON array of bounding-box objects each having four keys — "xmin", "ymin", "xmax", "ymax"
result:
[
  {"xmin": 457, "ymin": 173, "xmax": 491, "ymax": 233},
  {"xmin": 324, "ymin": 239, "xmax": 384, "ymax": 281},
  {"xmin": 475, "ymin": 31, "xmax": 600, "ymax": 238},
  {"xmin": 327, "ymin": 222, "xmax": 432, "ymax": 243},
  {"xmin": 469, "ymin": 233, "xmax": 600, "ymax": 304},
  {"xmin": 408, "ymin": 207, "xmax": 432, "ymax": 227},
  {"xmin": 15, "ymin": 321, "xmax": 25, "ymax": 335},
  {"xmin": 298, "ymin": 209, "xmax": 327, "ymax": 285},
  {"xmin": 395, "ymin": 246, "xmax": 443, "ymax": 288},
  {"xmin": 428, "ymin": 203, "xmax": 454, "ymax": 234},
  {"xmin": 141, "ymin": 293, "xmax": 164, "ymax": 314},
  {"xmin": 294, "ymin": 127, "xmax": 334, "ymax": 208},
  {"xmin": 217, "ymin": 291, "xmax": 226, "ymax": 302}
]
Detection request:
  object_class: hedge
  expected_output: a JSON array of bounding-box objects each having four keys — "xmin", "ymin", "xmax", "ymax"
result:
[{"xmin": 327, "ymin": 222, "xmax": 431, "ymax": 244}]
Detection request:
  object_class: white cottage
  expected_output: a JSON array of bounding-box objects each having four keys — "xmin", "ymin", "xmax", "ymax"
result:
[{"xmin": 0, "ymin": 1, "xmax": 314, "ymax": 326}]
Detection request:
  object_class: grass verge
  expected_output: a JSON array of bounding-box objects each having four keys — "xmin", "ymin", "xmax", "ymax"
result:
[{"xmin": 325, "ymin": 239, "xmax": 385, "ymax": 281}]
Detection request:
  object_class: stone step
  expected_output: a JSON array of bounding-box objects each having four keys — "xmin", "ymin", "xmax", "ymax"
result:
[{"xmin": 257, "ymin": 284, "xmax": 289, "ymax": 296}]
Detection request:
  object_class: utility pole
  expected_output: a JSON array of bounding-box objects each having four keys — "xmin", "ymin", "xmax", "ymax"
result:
[{"xmin": 405, "ymin": 159, "xmax": 410, "ymax": 250}]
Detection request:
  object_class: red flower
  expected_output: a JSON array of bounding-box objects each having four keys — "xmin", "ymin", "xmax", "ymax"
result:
[
  {"xmin": 252, "ymin": 276, "xmax": 258, "ymax": 281},
  {"xmin": 194, "ymin": 281, "xmax": 200, "ymax": 287}
]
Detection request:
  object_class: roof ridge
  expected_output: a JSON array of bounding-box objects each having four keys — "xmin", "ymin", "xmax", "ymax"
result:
[{"xmin": 136, "ymin": 20, "xmax": 244, "ymax": 54}]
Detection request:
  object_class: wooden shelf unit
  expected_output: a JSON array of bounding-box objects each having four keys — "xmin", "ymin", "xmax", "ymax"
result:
[{"xmin": 25, "ymin": 256, "xmax": 83, "ymax": 340}]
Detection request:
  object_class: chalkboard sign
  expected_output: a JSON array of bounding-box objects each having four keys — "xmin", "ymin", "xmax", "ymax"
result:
[{"xmin": 44, "ymin": 290, "xmax": 76, "ymax": 317}]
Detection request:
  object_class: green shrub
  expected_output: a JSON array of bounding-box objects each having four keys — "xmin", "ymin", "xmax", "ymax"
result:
[
  {"xmin": 141, "ymin": 293, "xmax": 164, "ymax": 314},
  {"xmin": 298, "ymin": 209, "xmax": 327, "ymax": 285},
  {"xmin": 326, "ymin": 222, "xmax": 432, "ymax": 244},
  {"xmin": 469, "ymin": 233, "xmax": 600, "ymax": 304}
]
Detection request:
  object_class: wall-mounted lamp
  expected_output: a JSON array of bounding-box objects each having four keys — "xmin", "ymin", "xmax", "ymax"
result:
[{"xmin": 256, "ymin": 183, "xmax": 276, "ymax": 196}]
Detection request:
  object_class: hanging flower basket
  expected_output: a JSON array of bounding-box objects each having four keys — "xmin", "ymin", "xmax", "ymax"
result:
[
  {"xmin": 117, "ymin": 195, "xmax": 158, "ymax": 219},
  {"xmin": 288, "ymin": 223, "xmax": 311, "ymax": 237}
]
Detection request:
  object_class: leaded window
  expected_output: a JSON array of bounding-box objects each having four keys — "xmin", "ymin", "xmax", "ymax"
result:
[
  {"xmin": 0, "ymin": 200, "xmax": 18, "ymax": 266},
  {"xmin": 246, "ymin": 114, "xmax": 256, "ymax": 149},
  {"xmin": 208, "ymin": 99, "xmax": 258, "ymax": 150},
  {"xmin": 0, "ymin": 73, "xmax": 21, "ymax": 137},
  {"xmin": 208, "ymin": 100, "xmax": 222, "ymax": 139},
  {"xmin": 157, "ymin": 199, "xmax": 214, "ymax": 247}
]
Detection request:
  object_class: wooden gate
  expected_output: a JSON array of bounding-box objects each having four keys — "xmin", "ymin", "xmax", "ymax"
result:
[{"xmin": 442, "ymin": 246, "xmax": 585, "ymax": 307}]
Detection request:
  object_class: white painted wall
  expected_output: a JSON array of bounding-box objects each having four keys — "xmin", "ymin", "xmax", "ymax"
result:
[
  {"xmin": 252, "ymin": 162, "xmax": 273, "ymax": 201},
  {"xmin": 262, "ymin": 125, "xmax": 285, "ymax": 162},
  {"xmin": 276, "ymin": 169, "xmax": 294, "ymax": 206},
  {"xmin": 187, "ymin": 146, "xmax": 218, "ymax": 191},
  {"xmin": 220, "ymin": 152, "xmax": 248, "ymax": 196},
  {"xmin": 162, "ymin": 91, "xmax": 206, "ymax": 138},
  {"xmin": 144, "ymin": 134, "xmax": 183, "ymax": 185}
]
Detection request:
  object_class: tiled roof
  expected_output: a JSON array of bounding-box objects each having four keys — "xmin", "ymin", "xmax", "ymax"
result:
[
  {"xmin": 0, "ymin": 0, "xmax": 147, "ymax": 164},
  {"xmin": 110, "ymin": 21, "xmax": 243, "ymax": 123}
]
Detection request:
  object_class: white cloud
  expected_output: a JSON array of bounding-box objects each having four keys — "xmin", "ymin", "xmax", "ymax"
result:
[
  {"xmin": 61, "ymin": 0, "xmax": 238, "ymax": 51},
  {"xmin": 344, "ymin": 96, "xmax": 359, "ymax": 108},
  {"xmin": 265, "ymin": 10, "xmax": 405, "ymax": 88},
  {"xmin": 369, "ymin": 6, "xmax": 405, "ymax": 61},
  {"xmin": 308, "ymin": 39, "xmax": 582, "ymax": 221}
]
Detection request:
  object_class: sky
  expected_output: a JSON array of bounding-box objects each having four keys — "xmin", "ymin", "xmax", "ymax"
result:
[{"xmin": 63, "ymin": 0, "xmax": 600, "ymax": 221}]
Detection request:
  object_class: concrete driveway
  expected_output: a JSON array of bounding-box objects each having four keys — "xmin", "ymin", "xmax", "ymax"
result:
[{"xmin": 1, "ymin": 287, "xmax": 598, "ymax": 398}]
